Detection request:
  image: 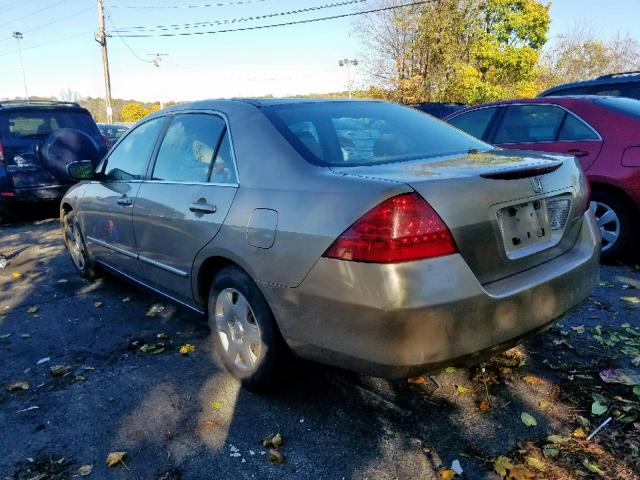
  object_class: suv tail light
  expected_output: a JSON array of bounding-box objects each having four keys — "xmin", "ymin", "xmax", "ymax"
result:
[
  {"xmin": 0, "ymin": 142, "xmax": 4, "ymax": 162},
  {"xmin": 323, "ymin": 192, "xmax": 457, "ymax": 263}
]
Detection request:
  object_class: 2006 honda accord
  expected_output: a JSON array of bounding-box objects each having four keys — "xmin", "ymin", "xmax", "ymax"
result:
[{"xmin": 60, "ymin": 99, "xmax": 600, "ymax": 390}]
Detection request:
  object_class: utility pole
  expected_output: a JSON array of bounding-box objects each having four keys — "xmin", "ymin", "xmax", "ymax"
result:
[
  {"xmin": 95, "ymin": 0, "xmax": 113, "ymax": 123},
  {"xmin": 12, "ymin": 32, "xmax": 29, "ymax": 101},
  {"xmin": 338, "ymin": 58, "xmax": 358, "ymax": 99},
  {"xmin": 147, "ymin": 53, "xmax": 168, "ymax": 109}
]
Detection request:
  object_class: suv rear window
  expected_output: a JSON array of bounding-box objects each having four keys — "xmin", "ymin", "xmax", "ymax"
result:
[
  {"xmin": 0, "ymin": 110, "xmax": 99, "ymax": 140},
  {"xmin": 595, "ymin": 97, "xmax": 640, "ymax": 120},
  {"xmin": 262, "ymin": 102, "xmax": 490, "ymax": 167}
]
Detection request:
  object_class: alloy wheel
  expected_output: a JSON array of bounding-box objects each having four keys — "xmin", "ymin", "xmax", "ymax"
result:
[
  {"xmin": 591, "ymin": 201, "xmax": 621, "ymax": 252},
  {"xmin": 214, "ymin": 288, "xmax": 262, "ymax": 371},
  {"xmin": 64, "ymin": 217, "xmax": 86, "ymax": 271}
]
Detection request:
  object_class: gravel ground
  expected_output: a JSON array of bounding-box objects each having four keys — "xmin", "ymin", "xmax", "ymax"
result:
[{"xmin": 0, "ymin": 214, "xmax": 639, "ymax": 480}]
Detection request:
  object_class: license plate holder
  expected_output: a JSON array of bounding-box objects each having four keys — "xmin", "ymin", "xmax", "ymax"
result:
[{"xmin": 497, "ymin": 199, "xmax": 550, "ymax": 257}]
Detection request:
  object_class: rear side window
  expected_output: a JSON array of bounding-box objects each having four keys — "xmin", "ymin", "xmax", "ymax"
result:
[
  {"xmin": 544, "ymin": 86, "xmax": 592, "ymax": 96},
  {"xmin": 210, "ymin": 131, "xmax": 238, "ymax": 184},
  {"xmin": 103, "ymin": 117, "xmax": 165, "ymax": 181},
  {"xmin": 557, "ymin": 114, "xmax": 599, "ymax": 141},
  {"xmin": 595, "ymin": 96, "xmax": 640, "ymax": 120},
  {"xmin": 0, "ymin": 110, "xmax": 99, "ymax": 140},
  {"xmin": 152, "ymin": 114, "xmax": 226, "ymax": 183},
  {"xmin": 263, "ymin": 102, "xmax": 490, "ymax": 167},
  {"xmin": 494, "ymin": 105, "xmax": 565, "ymax": 143},
  {"xmin": 448, "ymin": 107, "xmax": 497, "ymax": 140}
]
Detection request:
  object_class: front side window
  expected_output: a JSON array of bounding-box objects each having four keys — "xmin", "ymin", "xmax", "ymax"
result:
[
  {"xmin": 152, "ymin": 114, "xmax": 226, "ymax": 183},
  {"xmin": 448, "ymin": 107, "xmax": 498, "ymax": 140},
  {"xmin": 494, "ymin": 105, "xmax": 565, "ymax": 144},
  {"xmin": 263, "ymin": 102, "xmax": 491, "ymax": 167},
  {"xmin": 103, "ymin": 117, "xmax": 165, "ymax": 181}
]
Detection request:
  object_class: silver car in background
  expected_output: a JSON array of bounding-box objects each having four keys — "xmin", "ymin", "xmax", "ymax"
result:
[{"xmin": 60, "ymin": 99, "xmax": 599, "ymax": 390}]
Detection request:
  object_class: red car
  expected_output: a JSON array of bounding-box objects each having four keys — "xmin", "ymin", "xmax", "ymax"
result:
[{"xmin": 445, "ymin": 96, "xmax": 640, "ymax": 261}]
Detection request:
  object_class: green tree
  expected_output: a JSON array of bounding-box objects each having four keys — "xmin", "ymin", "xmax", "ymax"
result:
[{"xmin": 121, "ymin": 102, "xmax": 149, "ymax": 122}]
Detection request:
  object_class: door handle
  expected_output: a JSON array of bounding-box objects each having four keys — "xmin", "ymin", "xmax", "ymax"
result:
[
  {"xmin": 567, "ymin": 149, "xmax": 588, "ymax": 158},
  {"xmin": 117, "ymin": 196, "xmax": 132, "ymax": 206},
  {"xmin": 189, "ymin": 202, "xmax": 217, "ymax": 214}
]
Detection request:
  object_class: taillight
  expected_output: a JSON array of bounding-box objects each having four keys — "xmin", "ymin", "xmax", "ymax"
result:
[
  {"xmin": 323, "ymin": 192, "xmax": 457, "ymax": 263},
  {"xmin": 0, "ymin": 142, "xmax": 4, "ymax": 162}
]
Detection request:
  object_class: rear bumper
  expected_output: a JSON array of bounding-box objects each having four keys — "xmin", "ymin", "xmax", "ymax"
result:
[
  {"xmin": 262, "ymin": 211, "xmax": 600, "ymax": 378},
  {"xmin": 1, "ymin": 185, "xmax": 68, "ymax": 203}
]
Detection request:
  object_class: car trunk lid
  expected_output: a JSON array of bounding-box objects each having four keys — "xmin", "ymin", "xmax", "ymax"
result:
[{"xmin": 330, "ymin": 149, "xmax": 589, "ymax": 284}]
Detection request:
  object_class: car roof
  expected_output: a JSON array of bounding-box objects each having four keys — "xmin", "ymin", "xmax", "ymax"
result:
[
  {"xmin": 539, "ymin": 71, "xmax": 640, "ymax": 96},
  {"xmin": 0, "ymin": 100, "xmax": 84, "ymax": 111}
]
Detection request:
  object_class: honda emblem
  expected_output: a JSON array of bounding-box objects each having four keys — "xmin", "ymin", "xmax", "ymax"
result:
[{"xmin": 531, "ymin": 176, "xmax": 544, "ymax": 193}]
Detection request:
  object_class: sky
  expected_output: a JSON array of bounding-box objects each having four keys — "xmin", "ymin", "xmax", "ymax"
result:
[{"xmin": 0, "ymin": 0, "xmax": 638, "ymax": 102}]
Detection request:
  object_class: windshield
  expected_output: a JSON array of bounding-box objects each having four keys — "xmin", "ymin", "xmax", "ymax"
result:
[
  {"xmin": 0, "ymin": 109, "xmax": 100, "ymax": 140},
  {"xmin": 595, "ymin": 96, "xmax": 640, "ymax": 121},
  {"xmin": 262, "ymin": 101, "xmax": 491, "ymax": 167}
]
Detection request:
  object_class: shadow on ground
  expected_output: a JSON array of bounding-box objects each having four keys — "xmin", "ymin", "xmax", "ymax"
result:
[{"xmin": 0, "ymin": 220, "xmax": 639, "ymax": 479}]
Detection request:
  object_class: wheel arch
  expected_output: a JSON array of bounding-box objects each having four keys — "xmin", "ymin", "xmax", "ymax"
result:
[
  {"xmin": 195, "ymin": 256, "xmax": 246, "ymax": 310},
  {"xmin": 590, "ymin": 181, "xmax": 640, "ymax": 219}
]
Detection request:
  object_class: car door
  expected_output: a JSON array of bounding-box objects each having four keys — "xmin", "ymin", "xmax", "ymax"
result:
[
  {"xmin": 81, "ymin": 116, "xmax": 167, "ymax": 275},
  {"xmin": 491, "ymin": 104, "xmax": 603, "ymax": 171},
  {"xmin": 132, "ymin": 112, "xmax": 239, "ymax": 304}
]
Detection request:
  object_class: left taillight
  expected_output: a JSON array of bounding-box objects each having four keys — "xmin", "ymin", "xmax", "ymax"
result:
[
  {"xmin": 323, "ymin": 192, "xmax": 457, "ymax": 263},
  {"xmin": 0, "ymin": 142, "xmax": 4, "ymax": 163}
]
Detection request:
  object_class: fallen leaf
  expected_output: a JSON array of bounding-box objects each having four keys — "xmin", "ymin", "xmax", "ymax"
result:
[
  {"xmin": 525, "ymin": 456, "xmax": 546, "ymax": 472},
  {"xmin": 633, "ymin": 385, "xmax": 640, "ymax": 397},
  {"xmin": 543, "ymin": 446, "xmax": 559, "ymax": 458},
  {"xmin": 50, "ymin": 365, "xmax": 71, "ymax": 377},
  {"xmin": 522, "ymin": 375, "xmax": 545, "ymax": 385},
  {"xmin": 494, "ymin": 456, "xmax": 513, "ymax": 477},
  {"xmin": 268, "ymin": 449, "xmax": 284, "ymax": 464},
  {"xmin": 11, "ymin": 272, "xmax": 22, "ymax": 280},
  {"xmin": 440, "ymin": 469, "xmax": 456, "ymax": 480},
  {"xmin": 77, "ymin": 464, "xmax": 93, "ymax": 476},
  {"xmin": 591, "ymin": 401, "xmax": 607, "ymax": 416},
  {"xmin": 0, "ymin": 333, "xmax": 12, "ymax": 339},
  {"xmin": 508, "ymin": 464, "xmax": 534, "ymax": 480},
  {"xmin": 210, "ymin": 401, "xmax": 223, "ymax": 409},
  {"xmin": 456, "ymin": 385, "xmax": 471, "ymax": 394},
  {"xmin": 581, "ymin": 459, "xmax": 603, "ymax": 474},
  {"xmin": 571, "ymin": 325, "xmax": 585, "ymax": 334},
  {"xmin": 547, "ymin": 434, "xmax": 568, "ymax": 444},
  {"xmin": 157, "ymin": 332, "xmax": 168, "ymax": 339},
  {"xmin": 94, "ymin": 301, "xmax": 103, "ymax": 308},
  {"xmin": 7, "ymin": 381, "xmax": 29, "ymax": 391},
  {"xmin": 140, "ymin": 343, "xmax": 165, "ymax": 354},
  {"xmin": 20, "ymin": 333, "xmax": 30, "ymax": 339},
  {"xmin": 27, "ymin": 306, "xmax": 38, "ymax": 314},
  {"xmin": 538, "ymin": 399, "xmax": 550, "ymax": 409},
  {"xmin": 122, "ymin": 296, "xmax": 131, "ymax": 303},
  {"xmin": 74, "ymin": 375, "xmax": 86, "ymax": 382},
  {"xmin": 573, "ymin": 427, "xmax": 587, "ymax": 438},
  {"xmin": 599, "ymin": 368, "xmax": 640, "ymax": 385},
  {"xmin": 262, "ymin": 433, "xmax": 283, "ymax": 448},
  {"xmin": 444, "ymin": 366, "xmax": 457, "ymax": 373},
  {"xmin": 408, "ymin": 375, "xmax": 429, "ymax": 385},
  {"xmin": 179, "ymin": 344, "xmax": 195, "ymax": 355},
  {"xmin": 479, "ymin": 400, "xmax": 491, "ymax": 412},
  {"xmin": 451, "ymin": 459, "xmax": 463, "ymax": 475},
  {"xmin": 146, "ymin": 304, "xmax": 165, "ymax": 316},
  {"xmin": 621, "ymin": 296, "xmax": 640, "ymax": 304},
  {"xmin": 57, "ymin": 278, "xmax": 69, "ymax": 284},
  {"xmin": 521, "ymin": 412, "xmax": 537, "ymax": 427},
  {"xmin": 106, "ymin": 451, "xmax": 126, "ymax": 467}
]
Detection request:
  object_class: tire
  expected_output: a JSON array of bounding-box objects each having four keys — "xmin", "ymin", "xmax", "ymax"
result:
[
  {"xmin": 591, "ymin": 190, "xmax": 636, "ymax": 263},
  {"xmin": 61, "ymin": 210, "xmax": 96, "ymax": 279},
  {"xmin": 208, "ymin": 266, "xmax": 290, "ymax": 391}
]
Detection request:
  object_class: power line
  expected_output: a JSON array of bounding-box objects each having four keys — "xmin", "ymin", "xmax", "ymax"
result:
[
  {"xmin": 0, "ymin": 6, "xmax": 94, "ymax": 44},
  {"xmin": 107, "ymin": 0, "xmax": 268, "ymax": 9},
  {"xmin": 113, "ymin": 0, "xmax": 367, "ymax": 33},
  {"xmin": 0, "ymin": 31, "xmax": 92, "ymax": 58},
  {"xmin": 0, "ymin": 0, "xmax": 34, "ymax": 10},
  {"xmin": 115, "ymin": 1, "xmax": 431, "ymax": 38},
  {"xmin": 105, "ymin": 13, "xmax": 153, "ymax": 64},
  {"xmin": 0, "ymin": 0, "xmax": 68, "ymax": 28}
]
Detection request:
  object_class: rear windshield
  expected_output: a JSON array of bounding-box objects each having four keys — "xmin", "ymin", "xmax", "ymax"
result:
[
  {"xmin": 262, "ymin": 102, "xmax": 491, "ymax": 167},
  {"xmin": 595, "ymin": 97, "xmax": 640, "ymax": 121},
  {"xmin": 0, "ymin": 109, "xmax": 99, "ymax": 140}
]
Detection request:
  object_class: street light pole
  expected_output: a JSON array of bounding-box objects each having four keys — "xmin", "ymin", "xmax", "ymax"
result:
[
  {"xmin": 338, "ymin": 58, "xmax": 358, "ymax": 99},
  {"xmin": 12, "ymin": 32, "xmax": 29, "ymax": 101}
]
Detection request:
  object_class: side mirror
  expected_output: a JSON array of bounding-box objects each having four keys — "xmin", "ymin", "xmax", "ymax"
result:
[{"xmin": 67, "ymin": 160, "xmax": 97, "ymax": 181}]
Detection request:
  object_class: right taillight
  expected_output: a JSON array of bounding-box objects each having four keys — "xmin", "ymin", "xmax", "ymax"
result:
[
  {"xmin": 323, "ymin": 192, "xmax": 457, "ymax": 263},
  {"xmin": 0, "ymin": 142, "xmax": 4, "ymax": 162}
]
